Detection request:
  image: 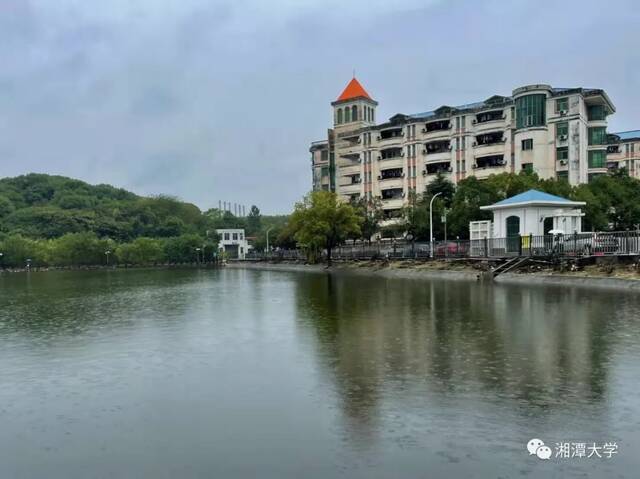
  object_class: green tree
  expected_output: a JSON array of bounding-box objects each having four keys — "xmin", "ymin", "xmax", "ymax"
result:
[
  {"xmin": 49, "ymin": 232, "xmax": 108, "ymax": 266},
  {"xmin": 351, "ymin": 197, "xmax": 383, "ymax": 242},
  {"xmin": 0, "ymin": 196, "xmax": 15, "ymax": 218},
  {"xmin": 0, "ymin": 235, "xmax": 46, "ymax": 268},
  {"xmin": 163, "ymin": 234, "xmax": 205, "ymax": 263},
  {"xmin": 116, "ymin": 237, "xmax": 164, "ymax": 265},
  {"xmin": 289, "ymin": 191, "xmax": 361, "ymax": 265},
  {"xmin": 246, "ymin": 205, "xmax": 262, "ymax": 235}
]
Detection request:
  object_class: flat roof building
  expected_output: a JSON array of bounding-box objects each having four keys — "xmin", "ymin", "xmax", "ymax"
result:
[{"xmin": 310, "ymin": 78, "xmax": 618, "ymax": 219}]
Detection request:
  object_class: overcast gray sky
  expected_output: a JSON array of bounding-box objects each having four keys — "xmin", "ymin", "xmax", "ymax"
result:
[{"xmin": 1, "ymin": 0, "xmax": 638, "ymax": 213}]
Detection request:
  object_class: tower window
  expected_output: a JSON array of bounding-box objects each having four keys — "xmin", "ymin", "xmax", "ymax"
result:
[
  {"xmin": 345, "ymin": 107, "xmax": 351, "ymax": 123},
  {"xmin": 352, "ymin": 105, "xmax": 357, "ymax": 121},
  {"xmin": 337, "ymin": 108, "xmax": 343, "ymax": 124}
]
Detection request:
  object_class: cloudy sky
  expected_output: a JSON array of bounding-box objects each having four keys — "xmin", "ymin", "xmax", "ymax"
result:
[{"xmin": 1, "ymin": 0, "xmax": 638, "ymax": 213}]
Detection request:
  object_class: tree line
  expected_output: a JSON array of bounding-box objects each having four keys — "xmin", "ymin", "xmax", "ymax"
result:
[
  {"xmin": 0, "ymin": 174, "xmax": 287, "ymax": 268},
  {"xmin": 283, "ymin": 169, "xmax": 640, "ymax": 264}
]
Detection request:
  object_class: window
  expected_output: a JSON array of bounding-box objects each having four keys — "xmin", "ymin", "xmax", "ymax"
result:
[
  {"xmin": 587, "ymin": 105, "xmax": 606, "ymax": 121},
  {"xmin": 461, "ymin": 116, "xmax": 465, "ymax": 128},
  {"xmin": 337, "ymin": 108, "xmax": 343, "ymax": 124},
  {"xmin": 556, "ymin": 122, "xmax": 568, "ymax": 139},
  {"xmin": 522, "ymin": 139, "xmax": 533, "ymax": 150},
  {"xmin": 456, "ymin": 117, "xmax": 460, "ymax": 130},
  {"xmin": 456, "ymin": 138, "xmax": 460, "ymax": 151},
  {"xmin": 516, "ymin": 94, "xmax": 546, "ymax": 129},
  {"xmin": 345, "ymin": 107, "xmax": 351, "ymax": 123},
  {"xmin": 352, "ymin": 105, "xmax": 357, "ymax": 121},
  {"xmin": 224, "ymin": 233, "xmax": 230, "ymax": 240},
  {"xmin": 556, "ymin": 171, "xmax": 569, "ymax": 181},
  {"xmin": 588, "ymin": 127, "xmax": 606, "ymax": 145},
  {"xmin": 588, "ymin": 150, "xmax": 606, "ymax": 168},
  {"xmin": 240, "ymin": 233, "xmax": 244, "ymax": 240},
  {"xmin": 556, "ymin": 147, "xmax": 568, "ymax": 161},
  {"xmin": 321, "ymin": 166, "xmax": 329, "ymax": 176},
  {"xmin": 555, "ymin": 97, "xmax": 569, "ymax": 113},
  {"xmin": 232, "ymin": 233, "xmax": 238, "ymax": 240},
  {"xmin": 461, "ymin": 137, "xmax": 465, "ymax": 151},
  {"xmin": 522, "ymin": 163, "xmax": 533, "ymax": 173}
]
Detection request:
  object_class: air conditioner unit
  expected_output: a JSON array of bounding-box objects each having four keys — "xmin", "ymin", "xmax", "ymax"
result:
[
  {"xmin": 559, "ymin": 134, "xmax": 568, "ymax": 141},
  {"xmin": 560, "ymin": 160, "xmax": 568, "ymax": 166},
  {"xmin": 422, "ymin": 170, "xmax": 427, "ymax": 176},
  {"xmin": 377, "ymin": 156, "xmax": 382, "ymax": 161},
  {"xmin": 422, "ymin": 150, "xmax": 428, "ymax": 155},
  {"xmin": 560, "ymin": 110, "xmax": 567, "ymax": 116},
  {"xmin": 447, "ymin": 167, "xmax": 453, "ymax": 172}
]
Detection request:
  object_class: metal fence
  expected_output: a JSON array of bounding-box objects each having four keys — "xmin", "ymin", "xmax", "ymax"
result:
[{"xmin": 243, "ymin": 230, "xmax": 640, "ymax": 262}]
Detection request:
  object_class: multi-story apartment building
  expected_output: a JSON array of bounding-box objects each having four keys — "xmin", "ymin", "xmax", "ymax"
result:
[
  {"xmin": 607, "ymin": 130, "xmax": 640, "ymax": 179},
  {"xmin": 310, "ymin": 78, "xmax": 617, "ymax": 218}
]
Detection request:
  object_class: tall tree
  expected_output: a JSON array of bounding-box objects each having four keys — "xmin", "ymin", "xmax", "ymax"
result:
[
  {"xmin": 246, "ymin": 205, "xmax": 262, "ymax": 235},
  {"xmin": 351, "ymin": 197, "xmax": 383, "ymax": 242},
  {"xmin": 289, "ymin": 191, "xmax": 361, "ymax": 266}
]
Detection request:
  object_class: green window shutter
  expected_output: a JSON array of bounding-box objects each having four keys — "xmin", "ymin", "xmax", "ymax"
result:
[
  {"xmin": 588, "ymin": 127, "xmax": 606, "ymax": 145},
  {"xmin": 516, "ymin": 94, "xmax": 546, "ymax": 129},
  {"xmin": 588, "ymin": 150, "xmax": 606, "ymax": 168}
]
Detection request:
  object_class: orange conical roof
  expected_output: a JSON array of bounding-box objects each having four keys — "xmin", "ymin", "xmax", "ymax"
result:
[{"xmin": 336, "ymin": 77, "xmax": 373, "ymax": 102}]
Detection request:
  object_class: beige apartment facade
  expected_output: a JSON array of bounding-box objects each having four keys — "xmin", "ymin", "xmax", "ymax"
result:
[
  {"xmin": 310, "ymin": 78, "xmax": 618, "ymax": 219},
  {"xmin": 607, "ymin": 130, "xmax": 640, "ymax": 179}
]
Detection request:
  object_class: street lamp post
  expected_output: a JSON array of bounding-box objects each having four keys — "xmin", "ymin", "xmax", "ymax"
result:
[
  {"xmin": 266, "ymin": 226, "xmax": 274, "ymax": 259},
  {"xmin": 429, "ymin": 192, "xmax": 443, "ymax": 258},
  {"xmin": 195, "ymin": 247, "xmax": 201, "ymax": 265},
  {"xmin": 0, "ymin": 252, "xmax": 3, "ymax": 270},
  {"xmin": 105, "ymin": 250, "xmax": 111, "ymax": 266}
]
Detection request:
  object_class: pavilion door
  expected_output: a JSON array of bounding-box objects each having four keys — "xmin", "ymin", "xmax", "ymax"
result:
[
  {"xmin": 543, "ymin": 217, "xmax": 554, "ymax": 252},
  {"xmin": 506, "ymin": 216, "xmax": 520, "ymax": 253}
]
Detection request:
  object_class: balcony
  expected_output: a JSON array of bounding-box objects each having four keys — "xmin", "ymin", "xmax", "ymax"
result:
[
  {"xmin": 339, "ymin": 174, "xmax": 361, "ymax": 187},
  {"xmin": 379, "ymin": 168, "xmax": 404, "ymax": 180},
  {"xmin": 474, "ymin": 110, "xmax": 505, "ymax": 125},
  {"xmin": 378, "ymin": 147, "xmax": 404, "ymax": 161},
  {"xmin": 423, "ymin": 140, "xmax": 450, "ymax": 155},
  {"xmin": 381, "ymin": 199, "xmax": 404, "ymax": 211},
  {"xmin": 474, "ymin": 131, "xmax": 505, "ymax": 147},
  {"xmin": 377, "ymin": 127, "xmax": 404, "ymax": 145},
  {"xmin": 381, "ymin": 187, "xmax": 404, "ymax": 201},
  {"xmin": 339, "ymin": 164, "xmax": 361, "ymax": 176},
  {"xmin": 422, "ymin": 119, "xmax": 451, "ymax": 134},
  {"xmin": 423, "ymin": 162, "xmax": 452, "ymax": 176},
  {"xmin": 473, "ymin": 154, "xmax": 506, "ymax": 170}
]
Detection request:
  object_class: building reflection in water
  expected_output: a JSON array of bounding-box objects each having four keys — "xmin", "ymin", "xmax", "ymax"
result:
[{"xmin": 293, "ymin": 272, "xmax": 624, "ymax": 446}]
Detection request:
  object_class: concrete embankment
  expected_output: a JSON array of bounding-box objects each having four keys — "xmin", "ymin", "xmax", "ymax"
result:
[{"xmin": 226, "ymin": 260, "xmax": 640, "ymax": 292}]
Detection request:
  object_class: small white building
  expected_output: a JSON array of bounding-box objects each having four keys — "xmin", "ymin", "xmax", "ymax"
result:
[
  {"xmin": 480, "ymin": 189, "xmax": 585, "ymax": 237},
  {"xmin": 216, "ymin": 229, "xmax": 249, "ymax": 260}
]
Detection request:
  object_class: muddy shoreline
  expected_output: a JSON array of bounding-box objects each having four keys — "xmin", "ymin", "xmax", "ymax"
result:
[{"xmin": 227, "ymin": 260, "xmax": 640, "ymax": 291}]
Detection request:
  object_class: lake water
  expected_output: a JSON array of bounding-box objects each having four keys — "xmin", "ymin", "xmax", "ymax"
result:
[{"xmin": 1, "ymin": 268, "xmax": 639, "ymax": 478}]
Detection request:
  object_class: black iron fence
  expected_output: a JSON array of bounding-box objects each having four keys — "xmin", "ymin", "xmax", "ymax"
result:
[{"xmin": 243, "ymin": 231, "xmax": 640, "ymax": 262}]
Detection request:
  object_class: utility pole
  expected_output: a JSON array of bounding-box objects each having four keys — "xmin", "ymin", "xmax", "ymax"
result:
[{"xmin": 430, "ymin": 192, "xmax": 442, "ymax": 258}]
